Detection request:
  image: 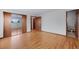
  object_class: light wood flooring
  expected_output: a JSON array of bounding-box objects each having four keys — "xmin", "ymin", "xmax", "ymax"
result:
[
  {"xmin": 0, "ymin": 31, "xmax": 79, "ymax": 49},
  {"xmin": 11, "ymin": 29, "xmax": 22, "ymax": 36}
]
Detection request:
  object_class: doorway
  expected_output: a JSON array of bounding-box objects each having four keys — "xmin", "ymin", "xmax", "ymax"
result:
[
  {"xmin": 66, "ymin": 10, "xmax": 77, "ymax": 38},
  {"xmin": 11, "ymin": 14, "xmax": 22, "ymax": 36},
  {"xmin": 4, "ymin": 12, "xmax": 27, "ymax": 37},
  {"xmin": 31, "ymin": 16, "xmax": 41, "ymax": 31}
]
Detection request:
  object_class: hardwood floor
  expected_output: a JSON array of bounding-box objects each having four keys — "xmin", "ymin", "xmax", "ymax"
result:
[
  {"xmin": 11, "ymin": 28, "xmax": 22, "ymax": 36},
  {"xmin": 0, "ymin": 31, "xmax": 79, "ymax": 49}
]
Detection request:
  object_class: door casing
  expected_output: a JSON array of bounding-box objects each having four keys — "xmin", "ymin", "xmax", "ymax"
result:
[
  {"xmin": 30, "ymin": 16, "xmax": 41, "ymax": 31},
  {"xmin": 4, "ymin": 12, "xmax": 27, "ymax": 37}
]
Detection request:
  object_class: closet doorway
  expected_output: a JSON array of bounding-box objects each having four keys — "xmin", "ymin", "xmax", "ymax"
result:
[
  {"xmin": 31, "ymin": 16, "xmax": 41, "ymax": 31},
  {"xmin": 4, "ymin": 12, "xmax": 27, "ymax": 37}
]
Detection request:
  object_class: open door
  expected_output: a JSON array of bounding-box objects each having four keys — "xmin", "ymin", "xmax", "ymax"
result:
[
  {"xmin": 31, "ymin": 16, "xmax": 41, "ymax": 31},
  {"xmin": 34, "ymin": 17, "xmax": 41, "ymax": 31},
  {"xmin": 22, "ymin": 15, "xmax": 27, "ymax": 33},
  {"xmin": 4, "ymin": 12, "xmax": 11, "ymax": 37}
]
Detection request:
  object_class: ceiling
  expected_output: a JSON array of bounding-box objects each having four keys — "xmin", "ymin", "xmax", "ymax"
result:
[{"xmin": 1, "ymin": 9, "xmax": 73, "ymax": 15}]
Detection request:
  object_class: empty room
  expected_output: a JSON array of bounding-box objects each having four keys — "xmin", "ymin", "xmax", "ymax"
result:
[{"xmin": 0, "ymin": 9, "xmax": 79, "ymax": 49}]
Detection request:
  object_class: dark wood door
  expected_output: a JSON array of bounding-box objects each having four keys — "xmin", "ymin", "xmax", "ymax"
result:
[
  {"xmin": 34, "ymin": 17, "xmax": 41, "ymax": 31},
  {"xmin": 22, "ymin": 15, "xmax": 27, "ymax": 33},
  {"xmin": 4, "ymin": 12, "xmax": 11, "ymax": 37},
  {"xmin": 31, "ymin": 16, "xmax": 41, "ymax": 31}
]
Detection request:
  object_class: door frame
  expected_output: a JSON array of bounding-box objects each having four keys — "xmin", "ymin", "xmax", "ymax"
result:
[
  {"xmin": 66, "ymin": 10, "xmax": 78, "ymax": 39},
  {"xmin": 30, "ymin": 16, "xmax": 41, "ymax": 32},
  {"xmin": 3, "ymin": 12, "xmax": 12, "ymax": 37},
  {"xmin": 3, "ymin": 12, "xmax": 27, "ymax": 37}
]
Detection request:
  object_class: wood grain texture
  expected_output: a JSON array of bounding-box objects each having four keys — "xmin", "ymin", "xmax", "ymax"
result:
[
  {"xmin": 30, "ymin": 16, "xmax": 41, "ymax": 31},
  {"xmin": 22, "ymin": 15, "xmax": 27, "ymax": 33},
  {"xmin": 4, "ymin": 12, "xmax": 11, "ymax": 37},
  {"xmin": 0, "ymin": 31, "xmax": 79, "ymax": 49},
  {"xmin": 35, "ymin": 17, "xmax": 41, "ymax": 31}
]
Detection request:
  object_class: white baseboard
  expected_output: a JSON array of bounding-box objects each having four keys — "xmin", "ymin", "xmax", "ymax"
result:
[
  {"xmin": 0, "ymin": 35, "xmax": 3, "ymax": 39},
  {"xmin": 42, "ymin": 30, "xmax": 66, "ymax": 36}
]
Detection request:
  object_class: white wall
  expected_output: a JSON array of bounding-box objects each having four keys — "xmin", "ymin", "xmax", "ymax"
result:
[
  {"xmin": 0, "ymin": 11, "xmax": 3, "ymax": 38},
  {"xmin": 27, "ymin": 14, "xmax": 31, "ymax": 32},
  {"xmin": 41, "ymin": 10, "xmax": 66, "ymax": 35},
  {"xmin": 0, "ymin": 10, "xmax": 68, "ymax": 38}
]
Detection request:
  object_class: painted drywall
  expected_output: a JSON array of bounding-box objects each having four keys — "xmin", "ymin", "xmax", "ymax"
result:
[
  {"xmin": 67, "ymin": 11, "xmax": 76, "ymax": 28},
  {"xmin": 0, "ymin": 11, "xmax": 3, "ymax": 38},
  {"xmin": 41, "ymin": 10, "xmax": 66, "ymax": 35},
  {"xmin": 27, "ymin": 14, "xmax": 31, "ymax": 32},
  {"xmin": 0, "ymin": 9, "xmax": 70, "ymax": 38}
]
